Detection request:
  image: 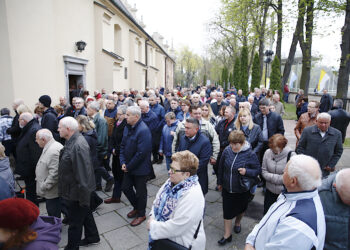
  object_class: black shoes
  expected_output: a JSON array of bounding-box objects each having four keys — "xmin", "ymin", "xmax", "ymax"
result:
[
  {"xmin": 79, "ymin": 238, "xmax": 100, "ymax": 247},
  {"xmin": 218, "ymin": 235, "xmax": 232, "ymax": 245},
  {"xmin": 104, "ymin": 178, "xmax": 114, "ymax": 192},
  {"xmin": 234, "ymin": 225, "xmax": 241, "ymax": 234}
]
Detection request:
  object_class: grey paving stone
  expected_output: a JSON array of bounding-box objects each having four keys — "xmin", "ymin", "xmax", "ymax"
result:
[
  {"xmin": 205, "ymin": 189, "xmax": 221, "ymax": 203},
  {"xmin": 96, "ymin": 201, "xmax": 126, "ymax": 215},
  {"xmin": 104, "ymin": 226, "xmax": 143, "ymax": 250},
  {"xmin": 147, "ymin": 183, "xmax": 160, "ymax": 197},
  {"xmin": 127, "ymin": 222, "xmax": 149, "ymax": 242},
  {"xmin": 82, "ymin": 236, "xmax": 112, "ymax": 250},
  {"xmin": 95, "ymin": 211, "xmax": 129, "ymax": 234}
]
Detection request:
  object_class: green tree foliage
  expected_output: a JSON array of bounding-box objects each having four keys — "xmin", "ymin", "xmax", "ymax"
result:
[
  {"xmin": 229, "ymin": 72, "xmax": 233, "ymax": 88},
  {"xmin": 251, "ymin": 52, "xmax": 261, "ymax": 91},
  {"xmin": 233, "ymin": 57, "xmax": 241, "ymax": 90},
  {"xmin": 221, "ymin": 67, "xmax": 229, "ymax": 91},
  {"xmin": 240, "ymin": 46, "xmax": 249, "ymax": 95},
  {"xmin": 269, "ymin": 56, "xmax": 281, "ymax": 92}
]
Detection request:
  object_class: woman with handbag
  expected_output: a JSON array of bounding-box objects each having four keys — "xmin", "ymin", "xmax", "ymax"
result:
[
  {"xmin": 147, "ymin": 150, "xmax": 205, "ymax": 250},
  {"xmin": 262, "ymin": 134, "xmax": 295, "ymax": 214},
  {"xmin": 217, "ymin": 130, "xmax": 260, "ymax": 246}
]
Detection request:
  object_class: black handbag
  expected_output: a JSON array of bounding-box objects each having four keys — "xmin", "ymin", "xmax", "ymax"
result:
[
  {"xmin": 151, "ymin": 220, "xmax": 202, "ymax": 250},
  {"xmin": 239, "ymin": 175, "xmax": 259, "ymax": 192}
]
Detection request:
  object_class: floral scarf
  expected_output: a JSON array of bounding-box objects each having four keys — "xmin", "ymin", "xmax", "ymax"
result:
[{"xmin": 153, "ymin": 175, "xmax": 199, "ymax": 222}]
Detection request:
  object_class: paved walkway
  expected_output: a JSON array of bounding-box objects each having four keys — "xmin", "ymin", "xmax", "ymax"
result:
[{"xmin": 37, "ymin": 120, "xmax": 348, "ymax": 250}]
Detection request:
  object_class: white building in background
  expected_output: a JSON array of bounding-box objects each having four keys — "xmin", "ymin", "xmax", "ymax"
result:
[{"xmin": 0, "ymin": 0, "xmax": 175, "ymax": 109}]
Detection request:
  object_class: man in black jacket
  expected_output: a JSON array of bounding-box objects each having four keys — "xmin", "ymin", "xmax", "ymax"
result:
[
  {"xmin": 211, "ymin": 92, "xmax": 228, "ymax": 116},
  {"xmin": 6, "ymin": 99, "xmax": 24, "ymax": 159},
  {"xmin": 319, "ymin": 89, "xmax": 333, "ymax": 113},
  {"xmin": 328, "ymin": 99, "xmax": 350, "ymax": 143},
  {"xmin": 254, "ymin": 98, "xmax": 285, "ymax": 163},
  {"xmin": 16, "ymin": 112, "xmax": 42, "ymax": 205},
  {"xmin": 58, "ymin": 117, "xmax": 99, "ymax": 249},
  {"xmin": 38, "ymin": 95, "xmax": 59, "ymax": 141}
]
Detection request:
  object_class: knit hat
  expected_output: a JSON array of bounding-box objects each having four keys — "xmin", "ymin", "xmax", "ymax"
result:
[
  {"xmin": 0, "ymin": 198, "xmax": 40, "ymax": 229},
  {"xmin": 39, "ymin": 95, "xmax": 51, "ymax": 108}
]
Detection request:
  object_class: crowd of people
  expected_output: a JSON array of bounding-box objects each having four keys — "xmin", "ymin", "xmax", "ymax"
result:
[{"xmin": 0, "ymin": 84, "xmax": 349, "ymax": 250}]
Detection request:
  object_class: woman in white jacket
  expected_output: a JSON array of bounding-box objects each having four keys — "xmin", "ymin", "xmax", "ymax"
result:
[
  {"xmin": 147, "ymin": 150, "xmax": 205, "ymax": 250},
  {"xmin": 262, "ymin": 134, "xmax": 295, "ymax": 214}
]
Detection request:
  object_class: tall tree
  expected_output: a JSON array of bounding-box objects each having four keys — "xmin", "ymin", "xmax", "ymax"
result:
[
  {"xmin": 221, "ymin": 67, "xmax": 229, "ymax": 90},
  {"xmin": 336, "ymin": 0, "xmax": 350, "ymax": 106},
  {"xmin": 251, "ymin": 53, "xmax": 261, "ymax": 91},
  {"xmin": 229, "ymin": 72, "xmax": 234, "ymax": 88},
  {"xmin": 270, "ymin": 56, "xmax": 281, "ymax": 92},
  {"xmin": 233, "ymin": 57, "xmax": 241, "ymax": 89},
  {"xmin": 240, "ymin": 46, "xmax": 249, "ymax": 95}
]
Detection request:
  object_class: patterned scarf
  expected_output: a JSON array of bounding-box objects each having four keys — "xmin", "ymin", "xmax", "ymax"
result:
[{"xmin": 153, "ymin": 175, "xmax": 199, "ymax": 222}]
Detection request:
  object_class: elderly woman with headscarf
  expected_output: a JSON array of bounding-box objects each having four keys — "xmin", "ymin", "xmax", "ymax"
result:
[{"xmin": 147, "ymin": 150, "xmax": 205, "ymax": 250}]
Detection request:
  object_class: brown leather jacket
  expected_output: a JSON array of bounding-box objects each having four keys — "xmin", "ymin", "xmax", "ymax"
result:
[{"xmin": 294, "ymin": 112, "xmax": 318, "ymax": 146}]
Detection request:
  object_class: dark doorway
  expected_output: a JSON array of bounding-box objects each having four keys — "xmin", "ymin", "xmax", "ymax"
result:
[{"xmin": 68, "ymin": 74, "xmax": 83, "ymax": 104}]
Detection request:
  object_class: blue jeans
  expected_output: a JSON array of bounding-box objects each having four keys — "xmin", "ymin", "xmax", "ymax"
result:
[{"xmin": 165, "ymin": 156, "xmax": 172, "ymax": 171}]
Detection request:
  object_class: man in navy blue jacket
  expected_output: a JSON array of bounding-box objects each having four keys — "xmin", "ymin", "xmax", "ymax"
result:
[
  {"xmin": 176, "ymin": 117, "xmax": 212, "ymax": 195},
  {"xmin": 120, "ymin": 106, "xmax": 152, "ymax": 227},
  {"xmin": 149, "ymin": 95, "xmax": 165, "ymax": 164}
]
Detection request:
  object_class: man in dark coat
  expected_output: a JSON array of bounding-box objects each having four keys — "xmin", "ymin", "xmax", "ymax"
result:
[
  {"xmin": 297, "ymin": 112, "xmax": 343, "ymax": 177},
  {"xmin": 16, "ymin": 112, "xmax": 42, "ymax": 205},
  {"xmin": 73, "ymin": 97, "xmax": 87, "ymax": 118},
  {"xmin": 120, "ymin": 106, "xmax": 152, "ymax": 227},
  {"xmin": 254, "ymin": 98, "xmax": 285, "ymax": 163},
  {"xmin": 38, "ymin": 95, "xmax": 59, "ymax": 141},
  {"xmin": 248, "ymin": 96, "xmax": 259, "ymax": 117},
  {"xmin": 176, "ymin": 117, "xmax": 212, "ymax": 195},
  {"xmin": 319, "ymin": 89, "xmax": 333, "ymax": 113},
  {"xmin": 6, "ymin": 99, "xmax": 24, "ymax": 159},
  {"xmin": 319, "ymin": 169, "xmax": 350, "ymax": 250},
  {"xmin": 211, "ymin": 91, "xmax": 228, "ymax": 116},
  {"xmin": 328, "ymin": 99, "xmax": 350, "ymax": 143},
  {"xmin": 149, "ymin": 95, "xmax": 165, "ymax": 164},
  {"xmin": 58, "ymin": 117, "xmax": 99, "ymax": 249}
]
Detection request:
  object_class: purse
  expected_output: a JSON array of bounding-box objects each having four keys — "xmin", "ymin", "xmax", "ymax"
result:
[
  {"xmin": 239, "ymin": 174, "xmax": 260, "ymax": 192},
  {"xmin": 151, "ymin": 220, "xmax": 202, "ymax": 250}
]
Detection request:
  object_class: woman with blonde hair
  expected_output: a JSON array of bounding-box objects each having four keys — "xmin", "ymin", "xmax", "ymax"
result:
[
  {"xmin": 201, "ymin": 103, "xmax": 217, "ymax": 126},
  {"xmin": 16, "ymin": 104, "xmax": 32, "ymax": 115},
  {"xmin": 234, "ymin": 108, "xmax": 263, "ymax": 155}
]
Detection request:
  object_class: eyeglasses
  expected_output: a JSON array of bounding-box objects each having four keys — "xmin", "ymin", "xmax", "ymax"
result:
[{"xmin": 169, "ymin": 167, "xmax": 189, "ymax": 174}]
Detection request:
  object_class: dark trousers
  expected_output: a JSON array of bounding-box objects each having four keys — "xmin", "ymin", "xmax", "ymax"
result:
[
  {"xmin": 2, "ymin": 140, "xmax": 13, "ymax": 156},
  {"xmin": 95, "ymin": 166, "xmax": 112, "ymax": 188},
  {"xmin": 65, "ymin": 200, "xmax": 99, "ymax": 249},
  {"xmin": 152, "ymin": 132, "xmax": 163, "ymax": 162},
  {"xmin": 112, "ymin": 154, "xmax": 124, "ymax": 199},
  {"xmin": 24, "ymin": 175, "xmax": 38, "ymax": 206},
  {"xmin": 213, "ymin": 150, "xmax": 223, "ymax": 176},
  {"xmin": 264, "ymin": 189, "xmax": 280, "ymax": 214},
  {"xmin": 46, "ymin": 197, "xmax": 61, "ymax": 218},
  {"xmin": 122, "ymin": 174, "xmax": 148, "ymax": 217}
]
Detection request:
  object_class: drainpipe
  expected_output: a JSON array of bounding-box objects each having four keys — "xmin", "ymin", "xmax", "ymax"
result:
[{"xmin": 145, "ymin": 39, "xmax": 148, "ymax": 89}]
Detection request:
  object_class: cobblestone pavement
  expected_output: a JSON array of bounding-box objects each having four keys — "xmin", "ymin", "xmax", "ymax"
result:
[{"xmin": 33, "ymin": 120, "xmax": 349, "ymax": 250}]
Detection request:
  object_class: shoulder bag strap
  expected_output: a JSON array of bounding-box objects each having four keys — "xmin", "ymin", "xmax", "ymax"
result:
[{"xmin": 188, "ymin": 220, "xmax": 202, "ymax": 250}]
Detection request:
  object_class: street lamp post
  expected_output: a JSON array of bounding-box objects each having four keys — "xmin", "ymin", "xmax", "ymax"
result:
[{"xmin": 264, "ymin": 50, "xmax": 274, "ymax": 88}]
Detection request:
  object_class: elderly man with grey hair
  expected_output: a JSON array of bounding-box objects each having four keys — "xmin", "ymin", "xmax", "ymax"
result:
[
  {"xmin": 271, "ymin": 94, "xmax": 285, "ymax": 116},
  {"xmin": 245, "ymin": 155, "xmax": 326, "ymax": 250},
  {"xmin": 15, "ymin": 112, "xmax": 42, "ymax": 205},
  {"xmin": 297, "ymin": 112, "xmax": 343, "ymax": 177},
  {"xmin": 319, "ymin": 169, "xmax": 350, "ymax": 249},
  {"xmin": 328, "ymin": 98, "xmax": 350, "ymax": 143},
  {"xmin": 86, "ymin": 101, "xmax": 114, "ymax": 192},
  {"xmin": 35, "ymin": 128, "xmax": 63, "ymax": 218},
  {"xmin": 120, "ymin": 106, "xmax": 152, "ymax": 226},
  {"xmin": 58, "ymin": 116, "xmax": 99, "ymax": 248}
]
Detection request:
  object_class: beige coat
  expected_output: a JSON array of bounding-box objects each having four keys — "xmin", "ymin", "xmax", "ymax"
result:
[{"xmin": 35, "ymin": 139, "xmax": 63, "ymax": 199}]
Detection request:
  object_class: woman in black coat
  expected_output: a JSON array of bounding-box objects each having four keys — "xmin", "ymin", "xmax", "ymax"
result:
[{"xmin": 104, "ymin": 106, "xmax": 127, "ymax": 204}]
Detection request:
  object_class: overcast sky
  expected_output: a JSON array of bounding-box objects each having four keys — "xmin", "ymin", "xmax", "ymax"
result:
[{"xmin": 129, "ymin": 0, "xmax": 345, "ymax": 67}]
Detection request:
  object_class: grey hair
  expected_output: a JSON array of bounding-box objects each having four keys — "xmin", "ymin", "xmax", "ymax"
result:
[
  {"xmin": 192, "ymin": 93, "xmax": 200, "ymax": 98},
  {"xmin": 185, "ymin": 117, "xmax": 200, "ymax": 128},
  {"xmin": 248, "ymin": 96, "xmax": 254, "ymax": 101},
  {"xmin": 75, "ymin": 97, "xmax": 84, "ymax": 103},
  {"xmin": 165, "ymin": 112, "xmax": 176, "ymax": 120},
  {"xmin": 13, "ymin": 99, "xmax": 24, "ymax": 107},
  {"xmin": 118, "ymin": 105, "xmax": 127, "ymax": 114},
  {"xmin": 59, "ymin": 116, "xmax": 79, "ymax": 131},
  {"xmin": 333, "ymin": 99, "xmax": 343, "ymax": 108},
  {"xmin": 139, "ymin": 100, "xmax": 149, "ymax": 107},
  {"xmin": 20, "ymin": 112, "xmax": 34, "ymax": 122},
  {"xmin": 216, "ymin": 91, "xmax": 223, "ymax": 97},
  {"xmin": 88, "ymin": 101, "xmax": 100, "ymax": 111},
  {"xmin": 37, "ymin": 129, "xmax": 53, "ymax": 141},
  {"xmin": 287, "ymin": 155, "xmax": 322, "ymax": 190},
  {"xmin": 226, "ymin": 105, "xmax": 236, "ymax": 115},
  {"xmin": 299, "ymin": 89, "xmax": 304, "ymax": 94},
  {"xmin": 127, "ymin": 106, "xmax": 141, "ymax": 117},
  {"xmin": 317, "ymin": 112, "xmax": 331, "ymax": 121},
  {"xmin": 335, "ymin": 169, "xmax": 350, "ymax": 191},
  {"xmin": 149, "ymin": 94, "xmax": 157, "ymax": 99}
]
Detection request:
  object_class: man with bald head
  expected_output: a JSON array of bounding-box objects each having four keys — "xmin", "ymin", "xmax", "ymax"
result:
[
  {"xmin": 16, "ymin": 112, "xmax": 42, "ymax": 205},
  {"xmin": 245, "ymin": 155, "xmax": 326, "ymax": 250},
  {"xmin": 319, "ymin": 169, "xmax": 350, "ymax": 249}
]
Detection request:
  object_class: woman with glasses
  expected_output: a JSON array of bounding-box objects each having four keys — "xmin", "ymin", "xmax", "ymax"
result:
[
  {"xmin": 201, "ymin": 103, "xmax": 217, "ymax": 126},
  {"xmin": 176, "ymin": 99, "xmax": 191, "ymax": 122},
  {"xmin": 147, "ymin": 150, "xmax": 205, "ymax": 250}
]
